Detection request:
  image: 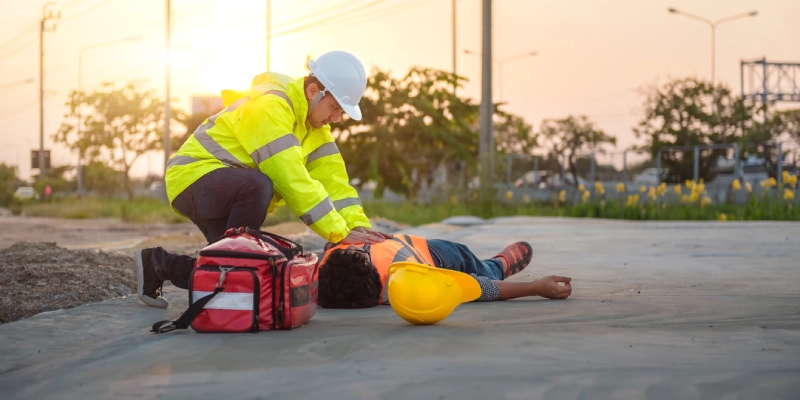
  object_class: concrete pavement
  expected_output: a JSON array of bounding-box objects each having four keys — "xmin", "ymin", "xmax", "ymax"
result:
[{"xmin": 1, "ymin": 217, "xmax": 799, "ymax": 399}]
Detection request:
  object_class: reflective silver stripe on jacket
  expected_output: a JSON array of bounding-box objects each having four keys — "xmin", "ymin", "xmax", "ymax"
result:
[
  {"xmin": 305, "ymin": 142, "xmax": 339, "ymax": 165},
  {"xmin": 166, "ymin": 155, "xmax": 197, "ymax": 169},
  {"xmin": 381, "ymin": 274, "xmax": 391, "ymax": 304},
  {"xmin": 333, "ymin": 197, "xmax": 362, "ymax": 211},
  {"xmin": 299, "ymin": 196, "xmax": 334, "ymax": 226},
  {"xmin": 194, "ymin": 97, "xmax": 250, "ymax": 169},
  {"xmin": 250, "ymin": 134, "xmax": 301, "ymax": 166},
  {"xmin": 173, "ymin": 89, "xmax": 296, "ymax": 169}
]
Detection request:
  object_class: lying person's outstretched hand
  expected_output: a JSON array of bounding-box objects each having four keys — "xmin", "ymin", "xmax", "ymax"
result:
[{"xmin": 533, "ymin": 275, "xmax": 572, "ymax": 299}]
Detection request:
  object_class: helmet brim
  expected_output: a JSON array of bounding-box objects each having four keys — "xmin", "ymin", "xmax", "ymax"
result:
[
  {"xmin": 389, "ymin": 261, "xmax": 482, "ymax": 303},
  {"xmin": 334, "ymin": 95, "xmax": 362, "ymax": 121}
]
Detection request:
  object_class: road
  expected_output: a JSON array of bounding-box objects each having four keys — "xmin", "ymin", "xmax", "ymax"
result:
[{"xmin": 1, "ymin": 217, "xmax": 798, "ymax": 399}]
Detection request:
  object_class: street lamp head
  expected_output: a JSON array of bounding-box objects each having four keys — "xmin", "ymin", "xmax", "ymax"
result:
[
  {"xmin": 749, "ymin": 11, "xmax": 758, "ymax": 16},
  {"xmin": 126, "ymin": 35, "xmax": 144, "ymax": 42},
  {"xmin": 667, "ymin": 7, "xmax": 678, "ymax": 13},
  {"xmin": 463, "ymin": 49, "xmax": 476, "ymax": 55},
  {"xmin": 529, "ymin": 51, "xmax": 538, "ymax": 57}
]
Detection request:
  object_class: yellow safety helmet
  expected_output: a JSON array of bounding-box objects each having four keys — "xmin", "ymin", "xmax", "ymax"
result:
[{"xmin": 387, "ymin": 261, "xmax": 481, "ymax": 325}]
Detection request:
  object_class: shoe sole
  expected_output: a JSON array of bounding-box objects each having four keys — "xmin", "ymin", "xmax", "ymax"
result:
[{"xmin": 136, "ymin": 249, "xmax": 169, "ymax": 308}]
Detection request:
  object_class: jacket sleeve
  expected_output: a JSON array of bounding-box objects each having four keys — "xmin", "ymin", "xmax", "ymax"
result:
[
  {"xmin": 235, "ymin": 95, "xmax": 350, "ymax": 243},
  {"xmin": 306, "ymin": 127, "xmax": 372, "ymax": 230}
]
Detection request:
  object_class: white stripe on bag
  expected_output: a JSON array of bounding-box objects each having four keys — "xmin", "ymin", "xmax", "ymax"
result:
[{"xmin": 192, "ymin": 291, "xmax": 254, "ymax": 310}]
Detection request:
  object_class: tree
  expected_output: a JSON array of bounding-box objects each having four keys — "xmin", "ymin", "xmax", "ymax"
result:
[
  {"xmin": 83, "ymin": 160, "xmax": 123, "ymax": 195},
  {"xmin": 55, "ymin": 82, "xmax": 181, "ymax": 199},
  {"xmin": 333, "ymin": 67, "xmax": 480, "ymax": 200},
  {"xmin": 634, "ymin": 78, "xmax": 755, "ymax": 182},
  {"xmin": 333, "ymin": 67, "xmax": 538, "ymax": 200},
  {"xmin": 540, "ymin": 115, "xmax": 616, "ymax": 182},
  {"xmin": 0, "ymin": 164, "xmax": 20, "ymax": 207}
]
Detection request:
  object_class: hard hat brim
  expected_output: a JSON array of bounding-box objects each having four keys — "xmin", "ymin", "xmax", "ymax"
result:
[
  {"xmin": 389, "ymin": 262, "xmax": 482, "ymax": 303},
  {"xmin": 334, "ymin": 94, "xmax": 362, "ymax": 121}
]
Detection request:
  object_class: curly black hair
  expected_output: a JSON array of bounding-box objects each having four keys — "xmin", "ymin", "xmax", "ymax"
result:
[{"xmin": 317, "ymin": 249, "xmax": 382, "ymax": 309}]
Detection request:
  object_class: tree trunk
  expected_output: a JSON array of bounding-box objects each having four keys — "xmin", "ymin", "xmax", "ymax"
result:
[{"xmin": 123, "ymin": 167, "xmax": 134, "ymax": 201}]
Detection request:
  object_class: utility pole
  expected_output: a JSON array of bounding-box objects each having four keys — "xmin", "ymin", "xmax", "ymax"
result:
[
  {"xmin": 266, "ymin": 0, "xmax": 271, "ymax": 71},
  {"xmin": 479, "ymin": 0, "xmax": 493, "ymax": 199},
  {"xmin": 164, "ymin": 0, "xmax": 171, "ymax": 176},
  {"xmin": 39, "ymin": 2, "xmax": 59, "ymax": 181},
  {"xmin": 452, "ymin": 0, "xmax": 456, "ymax": 94}
]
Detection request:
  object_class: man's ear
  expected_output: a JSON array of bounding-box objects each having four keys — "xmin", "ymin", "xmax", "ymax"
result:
[{"xmin": 306, "ymin": 82, "xmax": 319, "ymax": 100}]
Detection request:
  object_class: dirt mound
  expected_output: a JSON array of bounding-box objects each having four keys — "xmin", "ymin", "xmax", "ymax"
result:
[{"xmin": 0, "ymin": 242, "xmax": 137, "ymax": 325}]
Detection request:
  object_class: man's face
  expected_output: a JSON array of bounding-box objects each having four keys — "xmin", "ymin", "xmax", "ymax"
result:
[{"xmin": 306, "ymin": 83, "xmax": 344, "ymax": 129}]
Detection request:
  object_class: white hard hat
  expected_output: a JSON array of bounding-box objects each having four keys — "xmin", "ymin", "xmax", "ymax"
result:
[{"xmin": 308, "ymin": 51, "xmax": 367, "ymax": 121}]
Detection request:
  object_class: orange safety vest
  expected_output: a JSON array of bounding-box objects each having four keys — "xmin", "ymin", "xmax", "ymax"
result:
[{"xmin": 320, "ymin": 234, "xmax": 435, "ymax": 304}]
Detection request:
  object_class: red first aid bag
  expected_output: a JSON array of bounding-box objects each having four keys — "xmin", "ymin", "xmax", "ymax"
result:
[{"xmin": 151, "ymin": 227, "xmax": 319, "ymax": 333}]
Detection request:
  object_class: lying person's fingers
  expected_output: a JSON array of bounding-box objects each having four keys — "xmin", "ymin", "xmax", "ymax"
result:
[{"xmin": 552, "ymin": 276, "xmax": 572, "ymax": 284}]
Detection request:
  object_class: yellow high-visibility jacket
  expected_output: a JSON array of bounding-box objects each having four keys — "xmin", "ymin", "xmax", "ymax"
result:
[{"xmin": 165, "ymin": 72, "xmax": 371, "ymax": 243}]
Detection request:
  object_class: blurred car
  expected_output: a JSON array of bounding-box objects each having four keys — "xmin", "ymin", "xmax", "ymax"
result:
[
  {"xmin": 545, "ymin": 173, "xmax": 587, "ymax": 188},
  {"xmin": 632, "ymin": 168, "xmax": 668, "ymax": 185},
  {"xmin": 515, "ymin": 171, "xmax": 586, "ymax": 188},
  {"xmin": 738, "ymin": 164, "xmax": 769, "ymax": 187},
  {"xmin": 514, "ymin": 171, "xmax": 550, "ymax": 188},
  {"xmin": 14, "ymin": 186, "xmax": 35, "ymax": 200}
]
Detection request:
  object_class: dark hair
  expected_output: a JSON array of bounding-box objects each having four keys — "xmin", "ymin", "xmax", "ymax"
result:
[
  {"xmin": 304, "ymin": 74, "xmax": 326, "ymax": 92},
  {"xmin": 317, "ymin": 249, "xmax": 382, "ymax": 309}
]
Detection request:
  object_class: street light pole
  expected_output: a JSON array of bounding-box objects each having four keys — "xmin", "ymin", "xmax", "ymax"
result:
[
  {"xmin": 464, "ymin": 49, "xmax": 537, "ymax": 102},
  {"xmin": 164, "ymin": 0, "xmax": 172, "ymax": 178},
  {"xmin": 39, "ymin": 2, "xmax": 59, "ymax": 181},
  {"xmin": 479, "ymin": 0, "xmax": 493, "ymax": 199},
  {"xmin": 266, "ymin": 0, "xmax": 271, "ymax": 71},
  {"xmin": 77, "ymin": 36, "xmax": 142, "ymax": 194},
  {"xmin": 667, "ymin": 7, "xmax": 758, "ymax": 83}
]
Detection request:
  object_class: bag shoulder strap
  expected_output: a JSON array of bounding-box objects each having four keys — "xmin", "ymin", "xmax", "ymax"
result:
[{"xmin": 151, "ymin": 287, "xmax": 223, "ymax": 334}]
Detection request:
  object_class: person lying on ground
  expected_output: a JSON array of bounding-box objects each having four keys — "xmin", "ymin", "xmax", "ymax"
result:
[{"xmin": 317, "ymin": 235, "xmax": 573, "ymax": 308}]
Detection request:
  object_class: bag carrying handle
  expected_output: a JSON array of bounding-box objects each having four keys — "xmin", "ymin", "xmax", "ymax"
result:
[
  {"xmin": 152, "ymin": 286, "xmax": 223, "ymax": 334},
  {"xmin": 243, "ymin": 227, "xmax": 303, "ymax": 260}
]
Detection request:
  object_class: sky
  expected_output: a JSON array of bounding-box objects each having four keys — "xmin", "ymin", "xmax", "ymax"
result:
[{"xmin": 0, "ymin": 0, "xmax": 798, "ymax": 181}]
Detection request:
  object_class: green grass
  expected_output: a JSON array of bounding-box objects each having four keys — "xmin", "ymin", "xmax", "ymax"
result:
[
  {"xmin": 22, "ymin": 197, "xmax": 188, "ymax": 224},
  {"xmin": 18, "ymin": 194, "xmax": 799, "ymax": 227}
]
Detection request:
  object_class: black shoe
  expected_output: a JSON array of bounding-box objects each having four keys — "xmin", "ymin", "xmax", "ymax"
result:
[{"xmin": 136, "ymin": 248, "xmax": 169, "ymax": 308}]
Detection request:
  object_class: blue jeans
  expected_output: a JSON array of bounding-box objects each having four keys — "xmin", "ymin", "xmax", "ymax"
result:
[{"xmin": 426, "ymin": 239, "xmax": 505, "ymax": 281}]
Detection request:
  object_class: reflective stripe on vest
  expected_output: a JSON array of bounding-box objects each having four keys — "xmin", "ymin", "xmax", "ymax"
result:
[{"xmin": 167, "ymin": 90, "xmax": 296, "ymax": 170}]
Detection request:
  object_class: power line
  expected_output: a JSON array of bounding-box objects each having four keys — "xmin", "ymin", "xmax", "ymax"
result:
[
  {"xmin": 271, "ymin": 0, "xmax": 386, "ymax": 34},
  {"xmin": 61, "ymin": 0, "xmax": 119, "ymax": 22},
  {"xmin": 0, "ymin": 22, "xmax": 38, "ymax": 49},
  {"xmin": 271, "ymin": 0, "xmax": 436, "ymax": 40},
  {"xmin": 0, "ymin": 36, "xmax": 37, "ymax": 60},
  {"xmin": 0, "ymin": 78, "xmax": 35, "ymax": 89}
]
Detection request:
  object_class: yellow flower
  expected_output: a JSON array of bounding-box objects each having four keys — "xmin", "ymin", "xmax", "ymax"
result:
[
  {"xmin": 625, "ymin": 194, "xmax": 640, "ymax": 207},
  {"xmin": 745, "ymin": 182, "xmax": 753, "ymax": 192},
  {"xmin": 783, "ymin": 171, "xmax": 790, "ymax": 182},
  {"xmin": 681, "ymin": 195, "xmax": 690, "ymax": 203},
  {"xmin": 578, "ymin": 184, "xmax": 585, "ymax": 192},
  {"xmin": 789, "ymin": 175, "xmax": 798, "ymax": 188},
  {"xmin": 701, "ymin": 196, "xmax": 712, "ymax": 206},
  {"xmin": 785, "ymin": 189, "xmax": 795, "ymax": 201},
  {"xmin": 581, "ymin": 190, "xmax": 590, "ymax": 203},
  {"xmin": 718, "ymin": 213, "xmax": 727, "ymax": 221},
  {"xmin": 769, "ymin": 177, "xmax": 777, "ymax": 187},
  {"xmin": 616, "ymin": 183, "xmax": 625, "ymax": 193},
  {"xmin": 523, "ymin": 195, "xmax": 530, "ymax": 204},
  {"xmin": 506, "ymin": 190, "xmax": 513, "ymax": 200},
  {"xmin": 674, "ymin": 184, "xmax": 682, "ymax": 195},
  {"xmin": 647, "ymin": 187, "xmax": 657, "ymax": 201},
  {"xmin": 731, "ymin": 180, "xmax": 741, "ymax": 191},
  {"xmin": 693, "ymin": 183, "xmax": 705, "ymax": 194},
  {"xmin": 761, "ymin": 179, "xmax": 770, "ymax": 189},
  {"xmin": 558, "ymin": 190, "xmax": 566, "ymax": 203},
  {"xmin": 689, "ymin": 192, "xmax": 699, "ymax": 202},
  {"xmin": 685, "ymin": 180, "xmax": 694, "ymax": 190},
  {"xmin": 637, "ymin": 186, "xmax": 644, "ymax": 193},
  {"xmin": 449, "ymin": 195, "xmax": 458, "ymax": 206},
  {"xmin": 657, "ymin": 182, "xmax": 667, "ymax": 196},
  {"xmin": 595, "ymin": 181, "xmax": 605, "ymax": 195}
]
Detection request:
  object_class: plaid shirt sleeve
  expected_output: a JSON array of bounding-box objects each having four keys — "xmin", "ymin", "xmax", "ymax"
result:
[{"xmin": 470, "ymin": 274, "xmax": 500, "ymax": 302}]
